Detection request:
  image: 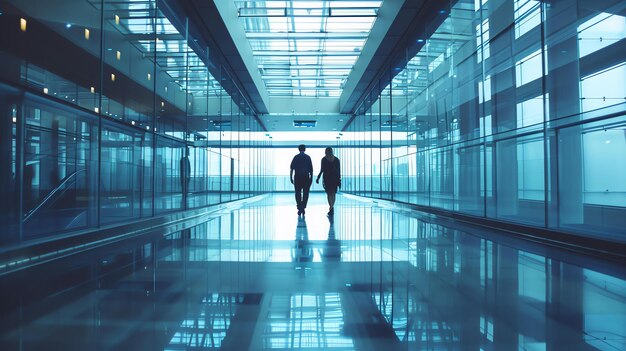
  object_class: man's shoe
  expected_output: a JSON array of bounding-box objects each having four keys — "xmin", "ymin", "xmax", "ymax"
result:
[
  {"xmin": 297, "ymin": 210, "xmax": 302, "ymax": 216},
  {"xmin": 302, "ymin": 209, "xmax": 306, "ymax": 216}
]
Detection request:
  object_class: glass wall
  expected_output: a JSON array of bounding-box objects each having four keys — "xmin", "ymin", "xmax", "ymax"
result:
[
  {"xmin": 0, "ymin": 0, "xmax": 273, "ymax": 245},
  {"xmin": 338, "ymin": 0, "xmax": 626, "ymax": 243}
]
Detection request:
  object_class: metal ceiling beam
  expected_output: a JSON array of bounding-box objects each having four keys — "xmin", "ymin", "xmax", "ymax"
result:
[
  {"xmin": 338, "ymin": 0, "xmax": 409, "ymax": 114},
  {"xmin": 238, "ymin": 7, "xmax": 378, "ymax": 17},
  {"xmin": 339, "ymin": 0, "xmax": 460, "ymax": 116},
  {"xmin": 212, "ymin": 0, "xmax": 270, "ymax": 113},
  {"xmin": 259, "ymin": 64, "xmax": 353, "ymax": 69},
  {"xmin": 160, "ymin": 0, "xmax": 270, "ymax": 114},
  {"xmin": 246, "ymin": 32, "xmax": 369, "ymax": 40},
  {"xmin": 267, "ymin": 90, "xmax": 341, "ymax": 93},
  {"xmin": 252, "ymin": 51, "xmax": 360, "ymax": 56},
  {"xmin": 262, "ymin": 76, "xmax": 347, "ymax": 80}
]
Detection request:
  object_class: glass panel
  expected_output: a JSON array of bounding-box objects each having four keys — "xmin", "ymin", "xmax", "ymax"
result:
[
  {"xmin": 100, "ymin": 123, "xmax": 146, "ymax": 224},
  {"xmin": 458, "ymin": 144, "xmax": 484, "ymax": 215},
  {"xmin": 558, "ymin": 117, "xmax": 626, "ymax": 241},
  {"xmin": 155, "ymin": 135, "xmax": 184, "ymax": 213},
  {"xmin": 21, "ymin": 100, "xmax": 97, "ymax": 237},
  {"xmin": 496, "ymin": 134, "xmax": 545, "ymax": 225},
  {"xmin": 0, "ymin": 86, "xmax": 19, "ymax": 243}
]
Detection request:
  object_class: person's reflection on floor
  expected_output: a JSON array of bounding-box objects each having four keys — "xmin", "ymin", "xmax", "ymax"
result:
[
  {"xmin": 322, "ymin": 216, "xmax": 341, "ymax": 262},
  {"xmin": 293, "ymin": 217, "xmax": 313, "ymax": 263}
]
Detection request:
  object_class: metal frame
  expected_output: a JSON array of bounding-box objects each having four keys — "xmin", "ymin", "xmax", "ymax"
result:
[{"xmin": 233, "ymin": 0, "xmax": 382, "ymax": 98}]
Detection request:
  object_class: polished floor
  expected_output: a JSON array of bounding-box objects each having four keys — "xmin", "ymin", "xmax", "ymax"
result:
[{"xmin": 1, "ymin": 193, "xmax": 625, "ymax": 350}]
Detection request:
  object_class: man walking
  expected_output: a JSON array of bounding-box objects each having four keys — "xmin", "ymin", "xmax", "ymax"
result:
[{"xmin": 290, "ymin": 144, "xmax": 313, "ymax": 216}]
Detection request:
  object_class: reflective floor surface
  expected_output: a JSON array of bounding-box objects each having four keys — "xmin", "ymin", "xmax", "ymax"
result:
[{"xmin": 1, "ymin": 193, "xmax": 625, "ymax": 350}]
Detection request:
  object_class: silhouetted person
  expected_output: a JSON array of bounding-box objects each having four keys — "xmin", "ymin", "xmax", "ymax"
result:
[
  {"xmin": 180, "ymin": 147, "xmax": 191, "ymax": 207},
  {"xmin": 316, "ymin": 147, "xmax": 341, "ymax": 216},
  {"xmin": 290, "ymin": 144, "xmax": 313, "ymax": 216}
]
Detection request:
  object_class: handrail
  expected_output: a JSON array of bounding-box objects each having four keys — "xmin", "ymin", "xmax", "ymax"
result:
[{"xmin": 23, "ymin": 169, "xmax": 86, "ymax": 223}]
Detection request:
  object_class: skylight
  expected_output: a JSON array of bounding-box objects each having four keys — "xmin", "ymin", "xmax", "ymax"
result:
[{"xmin": 233, "ymin": 0, "xmax": 382, "ymax": 98}]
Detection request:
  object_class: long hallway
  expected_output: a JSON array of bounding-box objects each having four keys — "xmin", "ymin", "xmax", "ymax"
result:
[
  {"xmin": 2, "ymin": 0, "xmax": 626, "ymax": 348},
  {"xmin": 2, "ymin": 194, "xmax": 624, "ymax": 350}
]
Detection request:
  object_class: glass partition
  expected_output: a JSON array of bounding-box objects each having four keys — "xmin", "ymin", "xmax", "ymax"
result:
[
  {"xmin": 0, "ymin": 0, "xmax": 271, "ymax": 246},
  {"xmin": 337, "ymin": 0, "xmax": 626, "ymax": 243}
]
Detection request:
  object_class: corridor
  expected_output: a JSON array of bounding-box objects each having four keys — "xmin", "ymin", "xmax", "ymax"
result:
[{"xmin": 1, "ymin": 194, "xmax": 624, "ymax": 350}]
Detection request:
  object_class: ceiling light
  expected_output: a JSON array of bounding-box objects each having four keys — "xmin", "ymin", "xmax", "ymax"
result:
[{"xmin": 293, "ymin": 120, "xmax": 317, "ymax": 128}]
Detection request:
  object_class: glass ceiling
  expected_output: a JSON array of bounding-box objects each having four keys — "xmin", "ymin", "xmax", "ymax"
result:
[{"xmin": 233, "ymin": 0, "xmax": 382, "ymax": 98}]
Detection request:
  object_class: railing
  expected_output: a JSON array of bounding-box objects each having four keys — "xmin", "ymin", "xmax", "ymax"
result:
[{"xmin": 23, "ymin": 169, "xmax": 86, "ymax": 223}]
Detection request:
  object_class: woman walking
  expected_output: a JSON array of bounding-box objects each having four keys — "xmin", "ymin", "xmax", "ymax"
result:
[{"xmin": 316, "ymin": 147, "xmax": 341, "ymax": 216}]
